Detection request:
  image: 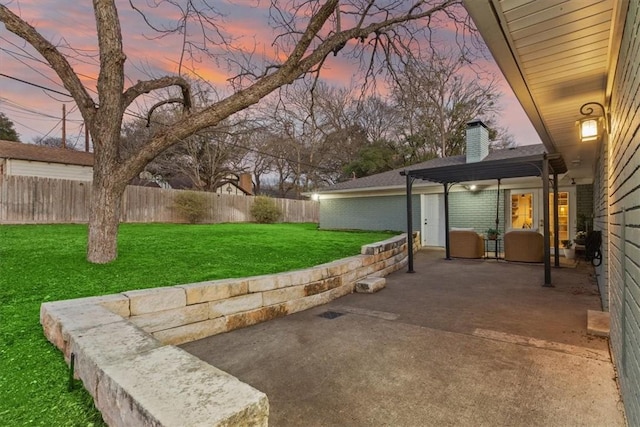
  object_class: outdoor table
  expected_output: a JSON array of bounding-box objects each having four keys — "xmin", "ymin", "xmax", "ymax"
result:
[{"xmin": 484, "ymin": 237, "xmax": 502, "ymax": 259}]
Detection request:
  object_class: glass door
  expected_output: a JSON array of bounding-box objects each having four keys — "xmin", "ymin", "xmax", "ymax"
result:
[
  {"xmin": 510, "ymin": 193, "xmax": 534, "ymax": 229},
  {"xmin": 548, "ymin": 191, "xmax": 569, "ymax": 248}
]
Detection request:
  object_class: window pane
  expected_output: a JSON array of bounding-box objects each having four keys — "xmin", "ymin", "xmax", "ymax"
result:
[{"xmin": 511, "ymin": 193, "xmax": 533, "ymax": 229}]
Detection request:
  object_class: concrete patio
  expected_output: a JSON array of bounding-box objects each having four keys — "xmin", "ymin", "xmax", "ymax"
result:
[{"xmin": 181, "ymin": 249, "xmax": 626, "ymax": 426}]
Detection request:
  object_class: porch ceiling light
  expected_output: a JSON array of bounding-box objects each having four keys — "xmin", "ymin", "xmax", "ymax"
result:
[{"xmin": 579, "ymin": 102, "xmax": 610, "ymax": 142}]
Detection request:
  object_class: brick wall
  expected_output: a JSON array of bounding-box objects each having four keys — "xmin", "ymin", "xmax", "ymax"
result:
[
  {"xmin": 607, "ymin": 1, "xmax": 640, "ymax": 423},
  {"xmin": 319, "ymin": 195, "xmax": 420, "ymax": 232},
  {"xmin": 449, "ymin": 189, "xmax": 506, "ymax": 233},
  {"xmin": 576, "ymin": 184, "xmax": 594, "ymax": 231}
]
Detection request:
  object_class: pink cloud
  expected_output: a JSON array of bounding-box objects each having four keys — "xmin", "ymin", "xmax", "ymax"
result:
[{"xmin": 1, "ymin": 1, "xmax": 540, "ymax": 147}]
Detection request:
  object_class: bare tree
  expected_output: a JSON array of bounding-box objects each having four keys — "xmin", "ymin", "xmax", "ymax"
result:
[
  {"xmin": 33, "ymin": 136, "xmax": 81, "ymax": 150},
  {"xmin": 0, "ymin": 0, "xmax": 466, "ymax": 263},
  {"xmin": 393, "ymin": 51, "xmax": 501, "ymax": 160}
]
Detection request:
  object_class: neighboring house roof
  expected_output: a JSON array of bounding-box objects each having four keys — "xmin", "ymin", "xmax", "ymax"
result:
[
  {"xmin": 320, "ymin": 144, "xmax": 547, "ymax": 193},
  {"xmin": 217, "ymin": 179, "xmax": 252, "ymax": 196},
  {"xmin": 0, "ymin": 140, "xmax": 94, "ymax": 166}
]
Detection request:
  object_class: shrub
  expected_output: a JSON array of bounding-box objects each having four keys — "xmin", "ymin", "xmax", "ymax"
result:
[
  {"xmin": 173, "ymin": 191, "xmax": 209, "ymax": 223},
  {"xmin": 250, "ymin": 196, "xmax": 282, "ymax": 223}
]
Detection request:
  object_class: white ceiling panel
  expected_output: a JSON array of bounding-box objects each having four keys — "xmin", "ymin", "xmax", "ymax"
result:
[{"xmin": 463, "ymin": 0, "xmax": 621, "ymax": 180}]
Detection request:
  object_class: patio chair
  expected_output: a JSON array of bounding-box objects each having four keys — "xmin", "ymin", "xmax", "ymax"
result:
[
  {"xmin": 449, "ymin": 229, "xmax": 484, "ymax": 259},
  {"xmin": 504, "ymin": 230, "xmax": 544, "ymax": 263}
]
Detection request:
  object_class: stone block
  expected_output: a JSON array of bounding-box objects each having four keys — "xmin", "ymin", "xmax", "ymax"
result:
[
  {"xmin": 361, "ymin": 255, "xmax": 375, "ymax": 267},
  {"xmin": 355, "ymin": 277, "xmax": 386, "ymax": 293},
  {"xmin": 330, "ymin": 283, "xmax": 355, "ymax": 299},
  {"xmin": 280, "ymin": 267, "xmax": 328, "ymax": 288},
  {"xmin": 246, "ymin": 274, "xmax": 281, "ymax": 293},
  {"xmin": 384, "ymin": 256, "xmax": 399, "ymax": 268},
  {"xmin": 69, "ymin": 320, "xmax": 161, "ymax": 397},
  {"xmin": 180, "ymin": 279, "xmax": 247, "ymax": 305},
  {"xmin": 262, "ymin": 285, "xmax": 306, "ymax": 306},
  {"xmin": 361, "ymin": 244, "xmax": 381, "ymax": 255},
  {"xmin": 226, "ymin": 305, "xmax": 288, "ymax": 331},
  {"xmin": 96, "ymin": 346, "xmax": 269, "ymax": 427},
  {"xmin": 129, "ymin": 304, "xmax": 209, "ymax": 333},
  {"xmin": 40, "ymin": 301, "xmax": 125, "ymax": 357},
  {"xmin": 284, "ymin": 293, "xmax": 327, "ymax": 315},
  {"xmin": 209, "ymin": 293, "xmax": 263, "ymax": 318},
  {"xmin": 341, "ymin": 269, "xmax": 359, "ymax": 286},
  {"xmin": 153, "ymin": 317, "xmax": 228, "ymax": 345},
  {"xmin": 124, "ymin": 287, "xmax": 186, "ymax": 316},
  {"xmin": 41, "ymin": 294, "xmax": 129, "ymax": 323},
  {"xmin": 318, "ymin": 256, "xmax": 362, "ymax": 277},
  {"xmin": 98, "ymin": 295, "xmax": 131, "ymax": 318},
  {"xmin": 304, "ymin": 277, "xmax": 342, "ymax": 296}
]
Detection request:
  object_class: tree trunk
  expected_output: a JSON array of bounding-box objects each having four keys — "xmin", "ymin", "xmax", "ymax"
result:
[{"xmin": 87, "ymin": 166, "xmax": 124, "ymax": 264}]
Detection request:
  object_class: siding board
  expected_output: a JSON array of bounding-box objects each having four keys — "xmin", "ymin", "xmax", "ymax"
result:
[{"xmin": 607, "ymin": 1, "xmax": 640, "ymax": 423}]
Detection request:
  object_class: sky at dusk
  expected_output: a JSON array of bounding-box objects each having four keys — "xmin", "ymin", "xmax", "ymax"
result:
[{"xmin": 0, "ymin": 1, "xmax": 542, "ymax": 147}]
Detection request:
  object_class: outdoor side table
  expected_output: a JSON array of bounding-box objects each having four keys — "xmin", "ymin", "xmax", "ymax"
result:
[{"xmin": 485, "ymin": 237, "xmax": 502, "ymax": 259}]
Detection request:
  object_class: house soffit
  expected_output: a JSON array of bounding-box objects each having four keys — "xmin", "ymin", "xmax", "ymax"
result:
[{"xmin": 463, "ymin": 0, "xmax": 623, "ymax": 182}]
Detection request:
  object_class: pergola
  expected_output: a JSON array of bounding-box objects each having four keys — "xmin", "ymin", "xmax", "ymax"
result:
[{"xmin": 401, "ymin": 152, "xmax": 568, "ymax": 286}]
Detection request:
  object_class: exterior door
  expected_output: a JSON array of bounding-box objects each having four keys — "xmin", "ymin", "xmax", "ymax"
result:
[
  {"xmin": 548, "ymin": 190, "xmax": 573, "ymax": 249},
  {"xmin": 509, "ymin": 191, "xmax": 535, "ymax": 229},
  {"xmin": 421, "ymin": 194, "xmax": 445, "ymax": 247}
]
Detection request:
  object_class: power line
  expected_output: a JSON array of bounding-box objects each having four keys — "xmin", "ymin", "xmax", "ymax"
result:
[
  {"xmin": 0, "ymin": 74, "xmax": 334, "ymax": 173},
  {"xmin": 0, "ymin": 73, "xmax": 72, "ymax": 97},
  {"xmin": 0, "ymin": 97, "xmax": 82, "ymax": 122}
]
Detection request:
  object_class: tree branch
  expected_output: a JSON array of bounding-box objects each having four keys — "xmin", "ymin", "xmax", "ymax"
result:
[
  {"xmin": 121, "ymin": 0, "xmax": 461, "ymax": 177},
  {"xmin": 123, "ymin": 76, "xmax": 193, "ymax": 110},
  {"xmin": 0, "ymin": 5, "xmax": 96, "ymax": 118}
]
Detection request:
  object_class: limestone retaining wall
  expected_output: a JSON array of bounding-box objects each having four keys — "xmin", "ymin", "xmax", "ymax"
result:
[{"xmin": 40, "ymin": 232, "xmax": 419, "ymax": 426}]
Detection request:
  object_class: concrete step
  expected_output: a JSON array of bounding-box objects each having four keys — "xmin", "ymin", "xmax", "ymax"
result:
[
  {"xmin": 587, "ymin": 310, "xmax": 610, "ymax": 337},
  {"xmin": 355, "ymin": 277, "xmax": 386, "ymax": 293}
]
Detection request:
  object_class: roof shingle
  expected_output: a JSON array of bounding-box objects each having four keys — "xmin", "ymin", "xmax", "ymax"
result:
[
  {"xmin": 0, "ymin": 140, "xmax": 94, "ymax": 167},
  {"xmin": 320, "ymin": 145, "xmax": 547, "ymax": 192}
]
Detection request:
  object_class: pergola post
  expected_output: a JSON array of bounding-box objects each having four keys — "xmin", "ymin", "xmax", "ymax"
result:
[
  {"xmin": 542, "ymin": 155, "xmax": 552, "ymax": 286},
  {"xmin": 553, "ymin": 172, "xmax": 560, "ymax": 267},
  {"xmin": 405, "ymin": 173, "xmax": 415, "ymax": 273},
  {"xmin": 444, "ymin": 183, "xmax": 451, "ymax": 260}
]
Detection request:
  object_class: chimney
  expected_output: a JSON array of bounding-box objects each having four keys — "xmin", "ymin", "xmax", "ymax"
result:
[
  {"xmin": 238, "ymin": 173, "xmax": 253, "ymax": 195},
  {"xmin": 466, "ymin": 120, "xmax": 489, "ymax": 163}
]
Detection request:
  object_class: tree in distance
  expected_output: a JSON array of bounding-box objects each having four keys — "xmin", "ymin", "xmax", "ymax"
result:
[
  {"xmin": 0, "ymin": 112, "xmax": 20, "ymax": 142},
  {"xmin": 0, "ymin": 0, "xmax": 471, "ymax": 263}
]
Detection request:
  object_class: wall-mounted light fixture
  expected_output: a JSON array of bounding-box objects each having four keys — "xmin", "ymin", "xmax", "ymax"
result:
[
  {"xmin": 464, "ymin": 184, "xmax": 479, "ymax": 192},
  {"xmin": 311, "ymin": 193, "xmax": 319, "ymax": 201},
  {"xmin": 579, "ymin": 102, "xmax": 610, "ymax": 142}
]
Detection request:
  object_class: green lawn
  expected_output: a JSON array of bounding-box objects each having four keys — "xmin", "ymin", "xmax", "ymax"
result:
[{"xmin": 0, "ymin": 223, "xmax": 394, "ymax": 426}]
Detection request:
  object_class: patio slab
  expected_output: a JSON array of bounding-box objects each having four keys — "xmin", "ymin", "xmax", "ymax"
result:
[{"xmin": 181, "ymin": 249, "xmax": 625, "ymax": 426}]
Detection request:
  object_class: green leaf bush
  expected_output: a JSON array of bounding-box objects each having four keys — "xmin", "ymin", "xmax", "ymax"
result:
[
  {"xmin": 250, "ymin": 196, "xmax": 282, "ymax": 223},
  {"xmin": 173, "ymin": 191, "xmax": 209, "ymax": 223}
]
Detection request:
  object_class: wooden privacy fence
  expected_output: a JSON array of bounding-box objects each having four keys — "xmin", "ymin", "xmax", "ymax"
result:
[{"xmin": 0, "ymin": 176, "xmax": 319, "ymax": 224}]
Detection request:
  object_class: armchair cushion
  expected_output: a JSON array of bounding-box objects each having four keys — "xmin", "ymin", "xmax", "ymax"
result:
[
  {"xmin": 504, "ymin": 230, "xmax": 544, "ymax": 263},
  {"xmin": 449, "ymin": 230, "xmax": 484, "ymax": 259}
]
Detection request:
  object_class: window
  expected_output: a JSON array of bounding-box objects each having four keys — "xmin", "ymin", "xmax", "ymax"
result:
[
  {"xmin": 511, "ymin": 193, "xmax": 533, "ymax": 229},
  {"xmin": 549, "ymin": 192, "xmax": 569, "ymax": 246}
]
